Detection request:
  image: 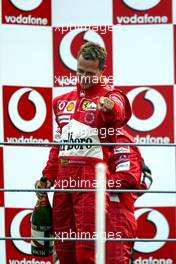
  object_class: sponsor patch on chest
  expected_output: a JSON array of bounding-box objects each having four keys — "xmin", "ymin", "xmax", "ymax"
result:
[
  {"xmin": 80, "ymin": 99, "xmax": 97, "ymax": 111},
  {"xmin": 63, "ymin": 101, "xmax": 76, "ymax": 113},
  {"xmin": 58, "ymin": 115, "xmax": 71, "ymax": 124},
  {"xmin": 57, "ymin": 100, "xmax": 76, "ymax": 114}
]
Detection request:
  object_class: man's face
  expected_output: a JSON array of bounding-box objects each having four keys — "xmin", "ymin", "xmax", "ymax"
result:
[{"xmin": 76, "ymin": 55, "xmax": 103, "ymax": 89}]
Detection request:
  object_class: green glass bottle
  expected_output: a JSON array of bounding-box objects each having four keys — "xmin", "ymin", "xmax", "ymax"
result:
[{"xmin": 31, "ymin": 177, "xmax": 53, "ymax": 257}]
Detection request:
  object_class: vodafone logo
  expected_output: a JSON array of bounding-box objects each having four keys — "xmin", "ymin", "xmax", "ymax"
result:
[
  {"xmin": 59, "ymin": 30, "xmax": 105, "ymax": 72},
  {"xmin": 134, "ymin": 208, "xmax": 169, "ymax": 253},
  {"xmin": 3, "ymin": 0, "xmax": 51, "ymax": 26},
  {"xmin": 10, "ymin": 0, "xmax": 43, "ymax": 11},
  {"xmin": 114, "ymin": 0, "xmax": 171, "ymax": 25},
  {"xmin": 127, "ymin": 87, "xmax": 167, "ymax": 132},
  {"xmin": 8, "ymin": 88, "xmax": 47, "ymax": 133},
  {"xmin": 10, "ymin": 209, "xmax": 32, "ymax": 254},
  {"xmin": 54, "ymin": 26, "xmax": 112, "ymax": 87},
  {"xmin": 123, "ymin": 0, "xmax": 160, "ymax": 11}
]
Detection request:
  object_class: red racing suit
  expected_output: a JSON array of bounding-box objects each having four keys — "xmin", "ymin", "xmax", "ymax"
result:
[
  {"xmin": 42, "ymin": 82, "xmax": 132, "ymax": 264},
  {"xmin": 107, "ymin": 128, "xmax": 142, "ymax": 264}
]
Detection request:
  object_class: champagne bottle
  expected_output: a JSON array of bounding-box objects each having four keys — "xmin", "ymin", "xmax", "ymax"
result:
[{"xmin": 31, "ymin": 177, "xmax": 53, "ymax": 256}]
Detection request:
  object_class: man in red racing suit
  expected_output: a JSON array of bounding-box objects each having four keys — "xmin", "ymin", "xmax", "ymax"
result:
[
  {"xmin": 51, "ymin": 128, "xmax": 152, "ymax": 264},
  {"xmin": 107, "ymin": 128, "xmax": 152, "ymax": 264},
  {"xmin": 37, "ymin": 42, "xmax": 132, "ymax": 264},
  {"xmin": 53, "ymin": 141, "xmax": 153, "ymax": 264}
]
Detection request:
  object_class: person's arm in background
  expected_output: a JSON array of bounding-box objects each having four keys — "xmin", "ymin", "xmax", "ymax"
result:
[
  {"xmin": 108, "ymin": 138, "xmax": 142, "ymax": 190},
  {"xmin": 137, "ymin": 158, "xmax": 153, "ymax": 195},
  {"xmin": 129, "ymin": 159, "xmax": 153, "ymax": 263}
]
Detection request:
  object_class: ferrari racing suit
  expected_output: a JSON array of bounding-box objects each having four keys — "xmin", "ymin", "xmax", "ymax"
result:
[
  {"xmin": 42, "ymin": 82, "xmax": 132, "ymax": 264},
  {"xmin": 107, "ymin": 127, "xmax": 142, "ymax": 264}
]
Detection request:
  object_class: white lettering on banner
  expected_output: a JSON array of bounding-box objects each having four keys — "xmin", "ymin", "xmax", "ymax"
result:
[
  {"xmin": 134, "ymin": 208, "xmax": 169, "ymax": 253},
  {"xmin": 117, "ymin": 14, "xmax": 168, "ymax": 24},
  {"xmin": 127, "ymin": 87, "xmax": 167, "ymax": 132},
  {"xmin": 5, "ymin": 15, "xmax": 48, "ymax": 25},
  {"xmin": 10, "ymin": 210, "xmax": 32, "ymax": 255},
  {"xmin": 6, "ymin": 136, "xmax": 49, "ymax": 143},
  {"xmin": 10, "ymin": 0, "xmax": 43, "ymax": 11},
  {"xmin": 9, "ymin": 258, "xmax": 51, "ymax": 264},
  {"xmin": 122, "ymin": 0, "xmax": 160, "ymax": 11},
  {"xmin": 8, "ymin": 88, "xmax": 47, "ymax": 132},
  {"xmin": 134, "ymin": 257, "xmax": 173, "ymax": 264},
  {"xmin": 59, "ymin": 30, "xmax": 105, "ymax": 72},
  {"xmin": 135, "ymin": 135, "xmax": 170, "ymax": 144}
]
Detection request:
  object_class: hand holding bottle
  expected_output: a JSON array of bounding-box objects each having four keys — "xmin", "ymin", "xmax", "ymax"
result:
[
  {"xmin": 31, "ymin": 177, "xmax": 53, "ymax": 257},
  {"xmin": 35, "ymin": 177, "xmax": 52, "ymax": 199}
]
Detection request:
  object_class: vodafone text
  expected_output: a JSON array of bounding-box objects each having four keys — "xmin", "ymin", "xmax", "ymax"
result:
[
  {"xmin": 6, "ymin": 136, "xmax": 49, "ymax": 144},
  {"xmin": 134, "ymin": 257, "xmax": 172, "ymax": 264},
  {"xmin": 54, "ymin": 25, "xmax": 113, "ymax": 35},
  {"xmin": 55, "ymin": 178, "xmax": 121, "ymax": 189},
  {"xmin": 5, "ymin": 15, "xmax": 48, "ymax": 25},
  {"xmin": 9, "ymin": 259, "xmax": 51, "ymax": 264},
  {"xmin": 117, "ymin": 14, "xmax": 168, "ymax": 24},
  {"xmin": 54, "ymin": 229, "xmax": 121, "ymax": 242},
  {"xmin": 135, "ymin": 135, "xmax": 170, "ymax": 144}
]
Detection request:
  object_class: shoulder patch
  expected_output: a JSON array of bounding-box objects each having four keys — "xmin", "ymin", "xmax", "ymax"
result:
[
  {"xmin": 116, "ymin": 161, "xmax": 130, "ymax": 172},
  {"xmin": 114, "ymin": 146, "xmax": 130, "ymax": 154}
]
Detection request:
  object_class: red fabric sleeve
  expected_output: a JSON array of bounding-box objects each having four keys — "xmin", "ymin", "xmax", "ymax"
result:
[
  {"xmin": 109, "ymin": 137, "xmax": 142, "ymax": 190},
  {"xmin": 97, "ymin": 91, "xmax": 132, "ymax": 128},
  {"xmin": 42, "ymin": 146, "xmax": 59, "ymax": 186},
  {"xmin": 42, "ymin": 97, "xmax": 60, "ymax": 185}
]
